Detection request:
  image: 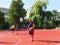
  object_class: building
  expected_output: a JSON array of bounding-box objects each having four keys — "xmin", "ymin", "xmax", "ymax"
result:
[{"xmin": 0, "ymin": 7, "xmax": 8, "ymax": 17}]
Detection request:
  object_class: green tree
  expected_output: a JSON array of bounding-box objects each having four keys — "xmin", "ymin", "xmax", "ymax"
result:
[
  {"xmin": 52, "ymin": 10, "xmax": 60, "ymax": 28},
  {"xmin": 8, "ymin": 0, "xmax": 26, "ymax": 26},
  {"xmin": 29, "ymin": 0, "xmax": 48, "ymax": 28},
  {"xmin": 0, "ymin": 10, "xmax": 5, "ymax": 29},
  {"xmin": 44, "ymin": 11, "xmax": 54, "ymax": 28}
]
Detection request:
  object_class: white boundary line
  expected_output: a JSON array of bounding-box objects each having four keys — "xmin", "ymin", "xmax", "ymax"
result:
[
  {"xmin": 13, "ymin": 39, "xmax": 21, "ymax": 45},
  {"xmin": 58, "ymin": 43, "xmax": 60, "ymax": 45}
]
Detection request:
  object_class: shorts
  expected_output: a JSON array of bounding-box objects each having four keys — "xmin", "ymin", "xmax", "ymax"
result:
[
  {"xmin": 29, "ymin": 30, "xmax": 34, "ymax": 35},
  {"xmin": 10, "ymin": 28, "xmax": 14, "ymax": 31}
]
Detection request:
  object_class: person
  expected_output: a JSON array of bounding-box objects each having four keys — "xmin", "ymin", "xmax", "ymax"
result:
[
  {"xmin": 10, "ymin": 24, "xmax": 16, "ymax": 31},
  {"xmin": 10, "ymin": 24, "xmax": 16, "ymax": 33},
  {"xmin": 28, "ymin": 20, "xmax": 35, "ymax": 41}
]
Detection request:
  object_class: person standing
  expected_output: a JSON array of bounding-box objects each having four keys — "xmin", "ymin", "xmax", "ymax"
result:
[{"xmin": 28, "ymin": 20, "xmax": 35, "ymax": 41}]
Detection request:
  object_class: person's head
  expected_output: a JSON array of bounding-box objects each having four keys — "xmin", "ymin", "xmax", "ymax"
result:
[{"xmin": 29, "ymin": 19, "xmax": 33, "ymax": 24}]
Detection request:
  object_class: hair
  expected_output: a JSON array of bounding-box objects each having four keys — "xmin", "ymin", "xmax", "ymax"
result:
[{"xmin": 29, "ymin": 19, "xmax": 34, "ymax": 24}]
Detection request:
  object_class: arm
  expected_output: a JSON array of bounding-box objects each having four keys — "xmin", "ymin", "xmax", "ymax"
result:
[{"xmin": 29, "ymin": 23, "xmax": 35, "ymax": 30}]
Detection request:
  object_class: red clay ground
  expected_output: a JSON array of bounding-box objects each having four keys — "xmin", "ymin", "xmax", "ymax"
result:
[{"xmin": 0, "ymin": 29, "xmax": 60, "ymax": 45}]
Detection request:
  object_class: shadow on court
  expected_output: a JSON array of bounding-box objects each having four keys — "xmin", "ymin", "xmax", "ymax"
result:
[
  {"xmin": 34, "ymin": 40, "xmax": 60, "ymax": 43},
  {"xmin": 0, "ymin": 42, "xmax": 15, "ymax": 44}
]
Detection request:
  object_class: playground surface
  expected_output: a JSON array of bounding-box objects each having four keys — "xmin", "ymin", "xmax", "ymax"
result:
[{"xmin": 0, "ymin": 29, "xmax": 60, "ymax": 45}]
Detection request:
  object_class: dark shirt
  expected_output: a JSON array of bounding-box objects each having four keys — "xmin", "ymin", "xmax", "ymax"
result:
[{"xmin": 28, "ymin": 22, "xmax": 33, "ymax": 29}]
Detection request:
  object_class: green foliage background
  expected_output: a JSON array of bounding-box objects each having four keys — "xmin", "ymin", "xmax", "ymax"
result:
[{"xmin": 0, "ymin": 0, "xmax": 60, "ymax": 30}]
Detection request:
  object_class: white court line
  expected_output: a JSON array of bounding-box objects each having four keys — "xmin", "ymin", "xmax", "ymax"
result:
[
  {"xmin": 58, "ymin": 43, "xmax": 60, "ymax": 45},
  {"xmin": 13, "ymin": 39, "xmax": 21, "ymax": 45},
  {"xmin": 8, "ymin": 32, "xmax": 21, "ymax": 45}
]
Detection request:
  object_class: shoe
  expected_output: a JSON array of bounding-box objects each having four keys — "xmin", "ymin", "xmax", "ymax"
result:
[{"xmin": 30, "ymin": 39, "xmax": 34, "ymax": 42}]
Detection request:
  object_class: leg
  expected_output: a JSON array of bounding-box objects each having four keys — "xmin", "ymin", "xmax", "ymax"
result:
[{"xmin": 31, "ymin": 34, "xmax": 34, "ymax": 41}]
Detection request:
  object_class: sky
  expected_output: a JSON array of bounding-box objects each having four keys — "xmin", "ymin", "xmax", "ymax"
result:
[{"xmin": 0, "ymin": 0, "xmax": 60, "ymax": 12}]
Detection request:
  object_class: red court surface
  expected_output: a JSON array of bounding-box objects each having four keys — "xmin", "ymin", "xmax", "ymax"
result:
[{"xmin": 0, "ymin": 29, "xmax": 60, "ymax": 45}]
